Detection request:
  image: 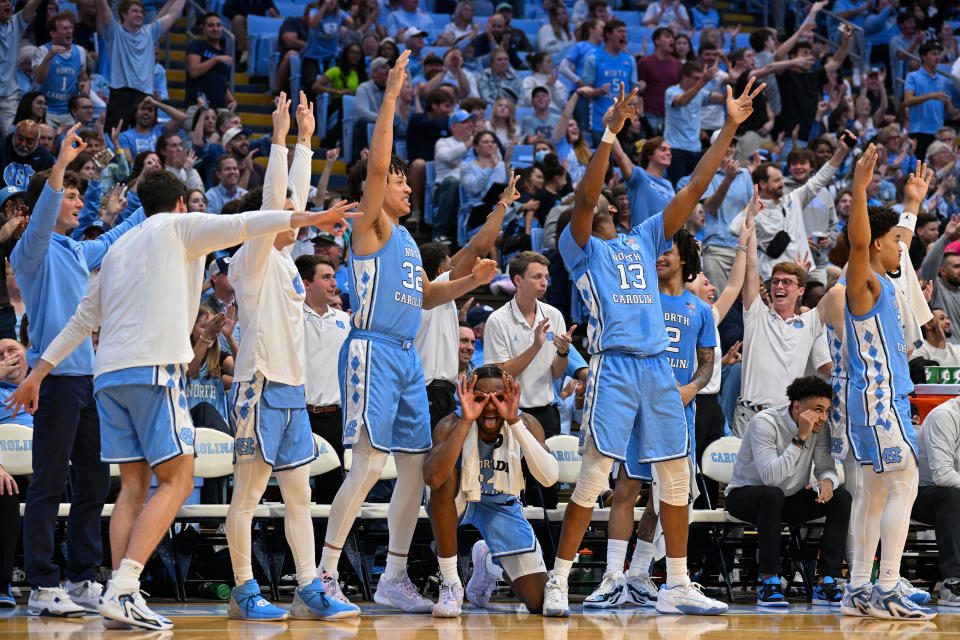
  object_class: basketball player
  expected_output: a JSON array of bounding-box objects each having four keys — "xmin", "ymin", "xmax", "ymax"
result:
[
  {"xmin": 224, "ymin": 92, "xmax": 359, "ymax": 621},
  {"xmin": 7, "ymin": 170, "xmax": 359, "ymax": 630},
  {"xmin": 316, "ymin": 50, "xmax": 499, "ymax": 613},
  {"xmin": 548, "ymin": 78, "xmax": 763, "ymax": 617},
  {"xmin": 584, "ymin": 229, "xmax": 716, "ymax": 608},
  {"xmin": 839, "ymin": 145, "xmax": 936, "ymax": 620},
  {"xmin": 423, "ymin": 366, "xmax": 559, "ymax": 616},
  {"xmin": 816, "ymin": 159, "xmax": 934, "ymax": 614}
]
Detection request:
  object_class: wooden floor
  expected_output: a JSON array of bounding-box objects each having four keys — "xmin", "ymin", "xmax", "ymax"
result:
[{"xmin": 3, "ymin": 603, "xmax": 960, "ymax": 639}]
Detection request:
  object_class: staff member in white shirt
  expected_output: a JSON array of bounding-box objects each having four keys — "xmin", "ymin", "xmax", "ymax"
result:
[
  {"xmin": 297, "ymin": 253, "xmax": 351, "ymax": 504},
  {"xmin": 484, "ymin": 250, "xmax": 573, "ymax": 507},
  {"xmin": 415, "ymin": 175, "xmax": 523, "ymax": 428}
]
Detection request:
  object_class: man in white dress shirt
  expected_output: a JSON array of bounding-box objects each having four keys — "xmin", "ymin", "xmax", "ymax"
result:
[
  {"xmin": 484, "ymin": 250, "xmax": 573, "ymax": 507},
  {"xmin": 297, "ymin": 253, "xmax": 350, "ymax": 504}
]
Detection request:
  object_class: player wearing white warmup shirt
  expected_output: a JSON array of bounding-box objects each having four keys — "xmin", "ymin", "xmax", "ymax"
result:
[
  {"xmin": 224, "ymin": 92, "xmax": 359, "ymax": 622},
  {"xmin": 547, "ymin": 79, "xmax": 764, "ymax": 618},
  {"xmin": 316, "ymin": 50, "xmax": 499, "ymax": 614},
  {"xmin": 7, "ymin": 170, "xmax": 358, "ymax": 631},
  {"xmin": 839, "ymin": 146, "xmax": 936, "ymax": 621}
]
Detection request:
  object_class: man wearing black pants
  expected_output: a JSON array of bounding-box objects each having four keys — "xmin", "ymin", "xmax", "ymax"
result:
[
  {"xmin": 725, "ymin": 376, "xmax": 851, "ymax": 608},
  {"xmin": 693, "ymin": 392, "xmax": 724, "ymax": 509},
  {"xmin": 297, "ymin": 254, "xmax": 351, "ymax": 505},
  {"xmin": 913, "ymin": 396, "xmax": 960, "ymax": 605}
]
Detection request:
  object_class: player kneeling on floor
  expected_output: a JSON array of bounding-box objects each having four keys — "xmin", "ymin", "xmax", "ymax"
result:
[{"xmin": 423, "ymin": 366, "xmax": 559, "ymax": 617}]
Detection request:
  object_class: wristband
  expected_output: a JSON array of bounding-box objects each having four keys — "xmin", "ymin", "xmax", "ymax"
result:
[
  {"xmin": 496, "ymin": 200, "xmax": 508, "ymax": 209},
  {"xmin": 602, "ymin": 127, "xmax": 616, "ymax": 144},
  {"xmin": 736, "ymin": 244, "xmax": 748, "ymax": 252},
  {"xmin": 556, "ymin": 349, "xmax": 569, "ymax": 357},
  {"xmin": 200, "ymin": 336, "xmax": 214, "ymax": 344}
]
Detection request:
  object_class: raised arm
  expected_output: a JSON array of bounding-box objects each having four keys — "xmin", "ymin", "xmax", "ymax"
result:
[
  {"xmin": 609, "ymin": 137, "xmax": 635, "ymax": 183},
  {"xmin": 95, "ymin": 0, "xmax": 112, "ymax": 26},
  {"xmin": 774, "ymin": 20, "xmax": 815, "ymax": 60},
  {"xmin": 824, "ymin": 24, "xmax": 855, "ymax": 77},
  {"xmin": 846, "ymin": 144, "xmax": 880, "ymax": 316},
  {"xmin": 450, "ymin": 174, "xmax": 521, "ymax": 279},
  {"xmin": 156, "ymin": 0, "xmax": 188, "ymax": 34},
  {"xmin": 552, "ymin": 89, "xmax": 583, "ymax": 143},
  {"xmin": 568, "ymin": 84, "xmax": 639, "ymax": 248},
  {"xmin": 663, "ymin": 78, "xmax": 765, "ymax": 238},
  {"xmin": 20, "ymin": 0, "xmax": 43, "ymax": 23},
  {"xmin": 703, "ymin": 156, "xmax": 739, "ymax": 215},
  {"xmin": 742, "ymin": 197, "xmax": 760, "ymax": 311},
  {"xmin": 352, "ymin": 50, "xmax": 410, "ymax": 256},
  {"xmin": 715, "ymin": 187, "xmax": 760, "ymax": 321}
]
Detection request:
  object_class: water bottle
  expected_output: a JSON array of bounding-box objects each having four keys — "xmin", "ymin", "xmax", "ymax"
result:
[
  {"xmin": 195, "ymin": 582, "xmax": 231, "ymax": 600},
  {"xmin": 576, "ymin": 548, "xmax": 595, "ymax": 594}
]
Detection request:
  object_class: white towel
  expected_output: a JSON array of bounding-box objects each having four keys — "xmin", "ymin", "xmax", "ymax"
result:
[{"xmin": 460, "ymin": 421, "xmax": 525, "ymax": 502}]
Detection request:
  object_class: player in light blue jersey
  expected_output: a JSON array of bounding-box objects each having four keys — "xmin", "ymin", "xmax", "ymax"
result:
[
  {"xmin": 317, "ymin": 50, "xmax": 499, "ymax": 614},
  {"xmin": 583, "ymin": 229, "xmax": 716, "ymax": 609},
  {"xmin": 546, "ymin": 78, "xmax": 764, "ymax": 618},
  {"xmin": 423, "ymin": 366, "xmax": 559, "ymax": 617},
  {"xmin": 840, "ymin": 146, "xmax": 936, "ymax": 621}
]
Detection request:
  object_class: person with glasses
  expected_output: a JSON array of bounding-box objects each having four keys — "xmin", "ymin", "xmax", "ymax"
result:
[{"xmin": 733, "ymin": 256, "xmax": 832, "ymax": 437}]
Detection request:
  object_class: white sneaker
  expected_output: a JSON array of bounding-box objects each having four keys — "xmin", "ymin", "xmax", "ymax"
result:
[
  {"xmin": 318, "ymin": 569, "xmax": 353, "ymax": 606},
  {"xmin": 98, "ymin": 581, "xmax": 173, "ymax": 631},
  {"xmin": 373, "ymin": 572, "xmax": 434, "ymax": 613},
  {"xmin": 583, "ymin": 571, "xmax": 626, "ymax": 608},
  {"xmin": 465, "ymin": 540, "xmax": 499, "ymax": 608},
  {"xmin": 624, "ymin": 574, "xmax": 658, "ymax": 606},
  {"xmin": 433, "ymin": 580, "xmax": 463, "ymax": 618},
  {"xmin": 542, "ymin": 571, "xmax": 570, "ymax": 617},
  {"xmin": 899, "ymin": 577, "xmax": 932, "ymax": 605},
  {"xmin": 655, "ymin": 582, "xmax": 728, "ymax": 615},
  {"xmin": 940, "ymin": 579, "xmax": 960, "ymax": 606},
  {"xmin": 65, "ymin": 580, "xmax": 103, "ymax": 614},
  {"xmin": 27, "ymin": 587, "xmax": 86, "ymax": 617}
]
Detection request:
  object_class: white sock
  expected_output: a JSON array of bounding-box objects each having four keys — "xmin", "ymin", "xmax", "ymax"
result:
[
  {"xmin": 850, "ymin": 560, "xmax": 871, "ymax": 587},
  {"xmin": 319, "ymin": 546, "xmax": 341, "ymax": 580},
  {"xmin": 627, "ymin": 540, "xmax": 655, "ymax": 578},
  {"xmin": 438, "ymin": 556, "xmax": 460, "ymax": 585},
  {"xmin": 606, "ymin": 539, "xmax": 628, "ymax": 576},
  {"xmin": 552, "ymin": 558, "xmax": 573, "ymax": 582},
  {"xmin": 384, "ymin": 553, "xmax": 406, "ymax": 582},
  {"xmin": 483, "ymin": 552, "xmax": 503, "ymax": 580},
  {"xmin": 877, "ymin": 561, "xmax": 899, "ymax": 591},
  {"xmin": 113, "ymin": 558, "xmax": 144, "ymax": 592},
  {"xmin": 665, "ymin": 557, "xmax": 689, "ymax": 587}
]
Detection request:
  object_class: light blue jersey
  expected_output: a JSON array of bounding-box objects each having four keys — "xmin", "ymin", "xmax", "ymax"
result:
[
  {"xmin": 559, "ymin": 213, "xmax": 671, "ymax": 355},
  {"xmin": 626, "ymin": 165, "xmax": 674, "ymax": 227},
  {"xmin": 582, "ymin": 48, "xmax": 637, "ymax": 133},
  {"xmin": 348, "ymin": 224, "xmax": 424, "ymax": 341},
  {"xmin": 184, "ymin": 362, "xmax": 229, "ymax": 420},
  {"xmin": 660, "ymin": 290, "xmax": 716, "ymax": 387},
  {"xmin": 38, "ymin": 45, "xmax": 85, "ymax": 114},
  {"xmin": 827, "ymin": 278, "xmax": 851, "ymax": 459},
  {"xmin": 844, "ymin": 274, "xmax": 917, "ymax": 472}
]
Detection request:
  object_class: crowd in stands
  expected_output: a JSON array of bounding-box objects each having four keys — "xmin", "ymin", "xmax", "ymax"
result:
[{"xmin": 6, "ymin": 0, "xmax": 960, "ymax": 606}]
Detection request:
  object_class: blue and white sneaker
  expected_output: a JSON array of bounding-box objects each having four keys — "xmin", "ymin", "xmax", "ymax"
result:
[
  {"xmin": 98, "ymin": 581, "xmax": 172, "ymax": 631},
  {"xmin": 228, "ymin": 580, "xmax": 288, "ymax": 621},
  {"xmin": 583, "ymin": 571, "xmax": 627, "ymax": 608},
  {"xmin": 900, "ymin": 577, "xmax": 931, "ymax": 605},
  {"xmin": 756, "ymin": 576, "xmax": 788, "ymax": 607},
  {"xmin": 812, "ymin": 576, "xmax": 843, "ymax": 606},
  {"xmin": 840, "ymin": 582, "xmax": 872, "ymax": 617},
  {"xmin": 868, "ymin": 583, "xmax": 936, "ymax": 620},
  {"xmin": 655, "ymin": 582, "xmax": 728, "ymax": 615},
  {"xmin": 542, "ymin": 571, "xmax": 570, "ymax": 617},
  {"xmin": 0, "ymin": 585, "xmax": 14, "ymax": 608},
  {"xmin": 290, "ymin": 578, "xmax": 360, "ymax": 620}
]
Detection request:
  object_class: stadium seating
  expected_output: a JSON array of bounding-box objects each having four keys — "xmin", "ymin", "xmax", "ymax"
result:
[{"xmin": 245, "ymin": 15, "xmax": 284, "ymax": 78}]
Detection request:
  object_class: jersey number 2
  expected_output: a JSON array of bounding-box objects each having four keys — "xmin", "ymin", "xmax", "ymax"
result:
[
  {"xmin": 664, "ymin": 327, "xmax": 681, "ymax": 353},
  {"xmin": 615, "ymin": 263, "xmax": 646, "ymax": 290},
  {"xmin": 401, "ymin": 261, "xmax": 423, "ymax": 292}
]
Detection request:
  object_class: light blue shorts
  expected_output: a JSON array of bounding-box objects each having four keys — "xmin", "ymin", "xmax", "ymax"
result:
[
  {"xmin": 95, "ymin": 384, "xmax": 195, "ymax": 467},
  {"xmin": 461, "ymin": 498, "xmax": 537, "ymax": 558},
  {"xmin": 624, "ymin": 401, "xmax": 694, "ymax": 481},
  {"xmin": 229, "ymin": 395, "xmax": 316, "ymax": 471},
  {"xmin": 849, "ymin": 396, "xmax": 918, "ymax": 473},
  {"xmin": 581, "ymin": 351, "xmax": 689, "ymax": 467},
  {"xmin": 339, "ymin": 330, "xmax": 431, "ymax": 453}
]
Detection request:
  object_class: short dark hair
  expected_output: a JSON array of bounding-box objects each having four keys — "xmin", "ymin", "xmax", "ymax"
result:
[
  {"xmin": 531, "ymin": 86, "xmax": 549, "ymax": 97},
  {"xmin": 26, "ymin": 169, "xmax": 84, "ymax": 209},
  {"xmin": 216, "ymin": 154, "xmax": 238, "ymax": 171},
  {"xmin": 67, "ymin": 94, "xmax": 92, "ymax": 113},
  {"xmin": 786, "ymin": 376, "xmax": 833, "ymax": 404},
  {"xmin": 425, "ymin": 89, "xmax": 455, "ymax": 113},
  {"xmin": 541, "ymin": 163, "xmax": 566, "ymax": 183},
  {"xmin": 604, "ymin": 19, "xmax": 626, "ymax": 38},
  {"xmin": 347, "ymin": 155, "xmax": 407, "ymax": 203},
  {"xmin": 460, "ymin": 97, "xmax": 487, "ymax": 113},
  {"xmin": 295, "ymin": 254, "xmax": 335, "ymax": 282},
  {"xmin": 680, "ymin": 61, "xmax": 703, "ymax": 78},
  {"xmin": 420, "ymin": 242, "xmax": 450, "ymax": 280},
  {"xmin": 752, "ymin": 161, "xmax": 779, "ymax": 185},
  {"xmin": 897, "ymin": 11, "xmax": 913, "ymax": 25},
  {"xmin": 697, "ymin": 41, "xmax": 719, "ymax": 56},
  {"xmin": 919, "ymin": 40, "xmax": 942, "ymax": 57},
  {"xmin": 470, "ymin": 364, "xmax": 505, "ymax": 382},
  {"xmin": 200, "ymin": 10, "xmax": 219, "ymax": 24},
  {"xmin": 787, "ymin": 147, "xmax": 816, "ymax": 167},
  {"xmin": 528, "ymin": 52, "xmax": 549, "ymax": 70},
  {"xmin": 508, "ymin": 250, "xmax": 549, "ymax": 282},
  {"xmin": 640, "ymin": 136, "xmax": 665, "ymax": 169},
  {"xmin": 867, "ymin": 205, "xmax": 900, "ymax": 242},
  {"xmin": 916, "ymin": 212, "xmax": 939, "ymax": 228},
  {"xmin": 652, "ymin": 26, "xmax": 673, "ymax": 42},
  {"xmin": 673, "ymin": 229, "xmax": 702, "ymax": 283},
  {"xmin": 789, "ymin": 41, "xmax": 813, "ymax": 57},
  {"xmin": 749, "ymin": 27, "xmax": 775, "ymax": 52},
  {"xmin": 138, "ymin": 170, "xmax": 187, "ymax": 216}
]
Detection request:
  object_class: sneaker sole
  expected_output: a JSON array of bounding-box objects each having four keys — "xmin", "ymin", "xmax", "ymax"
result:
[
  {"xmin": 939, "ymin": 598, "xmax": 960, "ymax": 607},
  {"xmin": 542, "ymin": 606, "xmax": 570, "ymax": 617},
  {"xmin": 227, "ymin": 597, "xmax": 288, "ymax": 621},
  {"xmin": 27, "ymin": 606, "xmax": 85, "ymax": 618},
  {"xmin": 757, "ymin": 600, "xmax": 789, "ymax": 607},
  {"xmin": 372, "ymin": 589, "xmax": 432, "ymax": 613},
  {"xmin": 840, "ymin": 604, "xmax": 870, "ymax": 617},
  {"xmin": 811, "ymin": 599, "xmax": 842, "ymax": 607},
  {"xmin": 101, "ymin": 615, "xmax": 173, "ymax": 631},
  {"xmin": 432, "ymin": 606, "xmax": 462, "ymax": 618},
  {"xmin": 656, "ymin": 602, "xmax": 727, "ymax": 615}
]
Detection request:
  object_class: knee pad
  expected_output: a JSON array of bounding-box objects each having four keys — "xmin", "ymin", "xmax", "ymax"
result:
[
  {"xmin": 654, "ymin": 457, "xmax": 689, "ymax": 507},
  {"xmin": 570, "ymin": 443, "xmax": 613, "ymax": 508}
]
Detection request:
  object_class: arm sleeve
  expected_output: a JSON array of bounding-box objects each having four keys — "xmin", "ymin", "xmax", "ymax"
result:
[
  {"xmin": 924, "ymin": 411, "xmax": 960, "ymax": 489},
  {"xmin": 73, "ymin": 179, "xmax": 104, "ymax": 240},
  {"xmin": 750, "ymin": 415, "xmax": 804, "ymax": 486},
  {"xmin": 288, "ymin": 143, "xmax": 313, "ymax": 211},
  {"xmin": 180, "ymin": 209, "xmax": 294, "ymax": 258},
  {"xmin": 10, "ymin": 184, "xmax": 62, "ymax": 273},
  {"xmin": 79, "ymin": 207, "xmax": 146, "ymax": 271},
  {"xmin": 919, "ymin": 232, "xmax": 950, "ymax": 282},
  {"xmin": 510, "ymin": 419, "xmax": 559, "ymax": 486},
  {"xmin": 235, "ymin": 143, "xmax": 292, "ymax": 270},
  {"xmin": 39, "ymin": 271, "xmax": 104, "ymax": 367}
]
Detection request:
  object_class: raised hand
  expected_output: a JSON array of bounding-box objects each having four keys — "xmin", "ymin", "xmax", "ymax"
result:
[
  {"xmin": 721, "ymin": 340, "xmax": 742, "ymax": 366},
  {"xmin": 553, "ymin": 324, "xmax": 576, "ymax": 354},
  {"xmin": 903, "ymin": 160, "xmax": 934, "ymax": 203},
  {"xmin": 852, "ymin": 144, "xmax": 877, "ymax": 191},
  {"xmin": 533, "ymin": 317, "xmax": 551, "ymax": 347},
  {"xmin": 725, "ymin": 76, "xmax": 766, "ymax": 125},
  {"xmin": 458, "ymin": 296, "xmax": 475, "ymax": 322},
  {"xmin": 608, "ymin": 83, "xmax": 640, "ymax": 134},
  {"xmin": 57, "ymin": 123, "xmax": 87, "ymax": 165},
  {"xmin": 489, "ymin": 373, "xmax": 522, "ymax": 423},
  {"xmin": 457, "ymin": 374, "xmax": 488, "ymax": 422},
  {"xmin": 721, "ymin": 155, "xmax": 740, "ymax": 178},
  {"xmin": 305, "ymin": 199, "xmax": 362, "ymax": 234},
  {"xmin": 499, "ymin": 171, "xmax": 522, "ymax": 205},
  {"xmin": 184, "ymin": 149, "xmax": 197, "ymax": 172},
  {"xmin": 471, "ymin": 257, "xmax": 499, "ymax": 284},
  {"xmin": 745, "ymin": 184, "xmax": 763, "ymax": 227},
  {"xmin": 202, "ymin": 313, "xmax": 225, "ymax": 343},
  {"xmin": 326, "ymin": 147, "xmax": 341, "ymax": 162},
  {"xmin": 221, "ymin": 305, "xmax": 237, "ymax": 337},
  {"xmin": 945, "ymin": 213, "xmax": 960, "ymax": 241},
  {"xmin": 105, "ymin": 184, "xmax": 127, "ymax": 218},
  {"xmin": 386, "ymin": 49, "xmax": 411, "ymax": 97},
  {"xmin": 296, "ymin": 90, "xmax": 315, "ymax": 140},
  {"xmin": 272, "ymin": 91, "xmax": 292, "ymax": 141}
]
